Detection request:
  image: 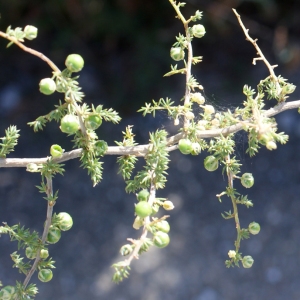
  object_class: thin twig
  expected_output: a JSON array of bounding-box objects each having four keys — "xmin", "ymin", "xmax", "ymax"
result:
[
  {"xmin": 23, "ymin": 177, "xmax": 55, "ymax": 288},
  {"xmin": 0, "ymin": 31, "xmax": 60, "ymax": 72},
  {"xmin": 232, "ymin": 9, "xmax": 278, "ymax": 82},
  {"xmin": 0, "ymin": 99, "xmax": 299, "ymax": 168}
]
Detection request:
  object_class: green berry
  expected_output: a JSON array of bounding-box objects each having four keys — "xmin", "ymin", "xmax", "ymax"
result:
[
  {"xmin": 135, "ymin": 202, "xmax": 152, "ymax": 218},
  {"xmin": 151, "ymin": 204, "xmax": 160, "ymax": 216},
  {"xmin": 56, "ymin": 80, "xmax": 67, "ymax": 93},
  {"xmin": 40, "ymin": 249, "xmax": 49, "ymax": 259},
  {"xmin": 248, "ymin": 222, "xmax": 260, "ymax": 235},
  {"xmin": 156, "ymin": 220, "xmax": 170, "ymax": 233},
  {"xmin": 85, "ymin": 114, "xmax": 102, "ymax": 130},
  {"xmin": 204, "ymin": 155, "xmax": 219, "ymax": 172},
  {"xmin": 50, "ymin": 144, "xmax": 64, "ymax": 158},
  {"xmin": 242, "ymin": 255, "xmax": 254, "ymax": 268},
  {"xmin": 282, "ymin": 83, "xmax": 296, "ymax": 94},
  {"xmin": 25, "ymin": 246, "xmax": 36, "ymax": 259},
  {"xmin": 170, "ymin": 47, "xmax": 185, "ymax": 61},
  {"xmin": 65, "ymin": 54, "xmax": 84, "ymax": 72},
  {"xmin": 241, "ymin": 173, "xmax": 254, "ymax": 188},
  {"xmin": 39, "ymin": 78, "xmax": 56, "ymax": 95},
  {"xmin": 0, "ymin": 286, "xmax": 16, "ymax": 299},
  {"xmin": 192, "ymin": 24, "xmax": 206, "ymax": 38},
  {"xmin": 191, "ymin": 92, "xmax": 205, "ymax": 104},
  {"xmin": 266, "ymin": 140, "xmax": 277, "ymax": 150},
  {"xmin": 137, "ymin": 189, "xmax": 150, "ymax": 202},
  {"xmin": 191, "ymin": 142, "xmax": 201, "ymax": 155},
  {"xmin": 38, "ymin": 269, "xmax": 53, "ymax": 282},
  {"xmin": 47, "ymin": 226, "xmax": 61, "ymax": 244},
  {"xmin": 133, "ymin": 216, "xmax": 143, "ymax": 230},
  {"xmin": 60, "ymin": 114, "xmax": 80, "ymax": 134},
  {"xmin": 57, "ymin": 212, "xmax": 73, "ymax": 231},
  {"xmin": 120, "ymin": 244, "xmax": 133, "ymax": 256},
  {"xmin": 178, "ymin": 139, "xmax": 192, "ymax": 155},
  {"xmin": 163, "ymin": 200, "xmax": 175, "ymax": 210},
  {"xmin": 95, "ymin": 140, "xmax": 108, "ymax": 156},
  {"xmin": 24, "ymin": 25, "xmax": 38, "ymax": 40},
  {"xmin": 153, "ymin": 231, "xmax": 170, "ymax": 248}
]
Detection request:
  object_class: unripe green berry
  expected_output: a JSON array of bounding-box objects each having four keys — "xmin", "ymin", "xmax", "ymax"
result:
[
  {"xmin": 191, "ymin": 92, "xmax": 205, "ymax": 104},
  {"xmin": 135, "ymin": 202, "xmax": 152, "ymax": 218},
  {"xmin": 26, "ymin": 163, "xmax": 40, "ymax": 172},
  {"xmin": 185, "ymin": 111, "xmax": 195, "ymax": 120},
  {"xmin": 38, "ymin": 269, "xmax": 53, "ymax": 282},
  {"xmin": 0, "ymin": 286, "xmax": 16, "ymax": 299},
  {"xmin": 47, "ymin": 226, "xmax": 61, "ymax": 244},
  {"xmin": 192, "ymin": 24, "xmax": 206, "ymax": 38},
  {"xmin": 204, "ymin": 104, "xmax": 215, "ymax": 115},
  {"xmin": 178, "ymin": 139, "xmax": 192, "ymax": 155},
  {"xmin": 40, "ymin": 249, "xmax": 49, "ymax": 259},
  {"xmin": 170, "ymin": 47, "xmax": 185, "ymax": 61},
  {"xmin": 85, "ymin": 114, "xmax": 102, "ymax": 130},
  {"xmin": 241, "ymin": 173, "xmax": 254, "ymax": 188},
  {"xmin": 95, "ymin": 140, "xmax": 108, "ymax": 156},
  {"xmin": 242, "ymin": 255, "xmax": 254, "ymax": 268},
  {"xmin": 120, "ymin": 244, "xmax": 133, "ymax": 256},
  {"xmin": 137, "ymin": 189, "xmax": 150, "ymax": 202},
  {"xmin": 24, "ymin": 25, "xmax": 38, "ymax": 40},
  {"xmin": 156, "ymin": 220, "xmax": 170, "ymax": 233},
  {"xmin": 266, "ymin": 140, "xmax": 277, "ymax": 150},
  {"xmin": 153, "ymin": 231, "xmax": 170, "ymax": 248},
  {"xmin": 56, "ymin": 81, "xmax": 67, "ymax": 93},
  {"xmin": 191, "ymin": 142, "xmax": 201, "ymax": 155},
  {"xmin": 282, "ymin": 83, "xmax": 296, "ymax": 94},
  {"xmin": 228, "ymin": 250, "xmax": 236, "ymax": 258},
  {"xmin": 204, "ymin": 155, "xmax": 219, "ymax": 172},
  {"xmin": 163, "ymin": 200, "xmax": 175, "ymax": 210},
  {"xmin": 60, "ymin": 114, "xmax": 80, "ymax": 134},
  {"xmin": 50, "ymin": 144, "xmax": 64, "ymax": 158},
  {"xmin": 248, "ymin": 222, "xmax": 260, "ymax": 235},
  {"xmin": 133, "ymin": 216, "xmax": 144, "ymax": 230},
  {"xmin": 57, "ymin": 212, "xmax": 73, "ymax": 231},
  {"xmin": 65, "ymin": 54, "xmax": 84, "ymax": 72},
  {"xmin": 151, "ymin": 204, "xmax": 160, "ymax": 216},
  {"xmin": 25, "ymin": 246, "xmax": 36, "ymax": 259},
  {"xmin": 39, "ymin": 78, "xmax": 56, "ymax": 95}
]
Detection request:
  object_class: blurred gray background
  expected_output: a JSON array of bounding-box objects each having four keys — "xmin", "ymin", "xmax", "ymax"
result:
[{"xmin": 1, "ymin": 0, "xmax": 300, "ymax": 299}]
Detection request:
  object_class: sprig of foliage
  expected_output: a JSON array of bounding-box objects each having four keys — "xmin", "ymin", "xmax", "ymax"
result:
[
  {"xmin": 14, "ymin": 282, "xmax": 38, "ymax": 300},
  {"xmin": 0, "ymin": 126, "xmax": 20, "ymax": 158},
  {"xmin": 116, "ymin": 126, "xmax": 138, "ymax": 180},
  {"xmin": 125, "ymin": 130, "xmax": 170, "ymax": 193},
  {"xmin": 11, "ymin": 252, "xmax": 32, "ymax": 275},
  {"xmin": 3, "ymin": 224, "xmax": 40, "ymax": 251},
  {"xmin": 28, "ymin": 101, "xmax": 68, "ymax": 132}
]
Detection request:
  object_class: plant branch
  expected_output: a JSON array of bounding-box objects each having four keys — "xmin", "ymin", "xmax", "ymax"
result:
[
  {"xmin": 23, "ymin": 177, "xmax": 55, "ymax": 288},
  {"xmin": 232, "ymin": 9, "xmax": 279, "ymax": 88},
  {"xmin": 0, "ymin": 99, "xmax": 298, "ymax": 168},
  {"xmin": 121, "ymin": 174, "xmax": 156, "ymax": 267},
  {"xmin": 0, "ymin": 31, "xmax": 60, "ymax": 73}
]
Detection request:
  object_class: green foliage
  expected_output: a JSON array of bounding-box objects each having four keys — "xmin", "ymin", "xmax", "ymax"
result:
[
  {"xmin": 125, "ymin": 130, "xmax": 170, "ymax": 193},
  {"xmin": 0, "ymin": 126, "xmax": 20, "ymax": 158}
]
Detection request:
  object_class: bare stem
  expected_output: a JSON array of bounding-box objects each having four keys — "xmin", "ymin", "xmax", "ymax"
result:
[
  {"xmin": 0, "ymin": 31, "xmax": 60, "ymax": 73},
  {"xmin": 232, "ymin": 9, "xmax": 281, "ymax": 93}
]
